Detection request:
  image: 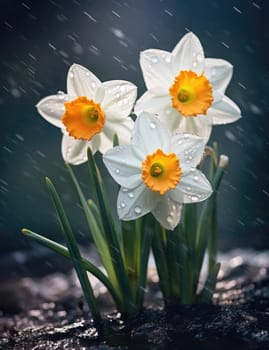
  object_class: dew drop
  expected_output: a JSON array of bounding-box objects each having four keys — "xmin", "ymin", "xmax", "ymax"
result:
[
  {"xmin": 165, "ymin": 55, "xmax": 171, "ymax": 63},
  {"xmin": 128, "ymin": 192, "xmax": 134, "ymax": 198},
  {"xmin": 167, "ymin": 216, "xmax": 173, "ymax": 223},
  {"xmin": 134, "ymin": 206, "xmax": 142, "ymax": 214},
  {"xmin": 191, "ymin": 195, "xmax": 199, "ymax": 202},
  {"xmin": 57, "ymin": 90, "xmax": 65, "ymax": 99},
  {"xmin": 188, "ymin": 155, "xmax": 193, "ymax": 160},
  {"xmin": 151, "ymin": 56, "xmax": 158, "ymax": 63},
  {"xmin": 149, "ymin": 122, "xmax": 156, "ymax": 129},
  {"xmin": 122, "ymin": 187, "xmax": 128, "ymax": 192},
  {"xmin": 120, "ymin": 202, "xmax": 126, "ymax": 208},
  {"xmin": 91, "ymin": 81, "xmax": 96, "ymax": 89},
  {"xmin": 69, "ymin": 71, "xmax": 74, "ymax": 79},
  {"xmin": 86, "ymin": 71, "xmax": 90, "ymax": 76},
  {"xmin": 115, "ymin": 168, "xmax": 120, "ymax": 174},
  {"xmin": 186, "ymin": 186, "xmax": 191, "ymax": 192},
  {"xmin": 194, "ymin": 175, "xmax": 199, "ymax": 181}
]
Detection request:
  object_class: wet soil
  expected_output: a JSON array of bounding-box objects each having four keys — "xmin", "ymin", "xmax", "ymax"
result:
[{"xmin": 1, "ymin": 249, "xmax": 269, "ymax": 349}]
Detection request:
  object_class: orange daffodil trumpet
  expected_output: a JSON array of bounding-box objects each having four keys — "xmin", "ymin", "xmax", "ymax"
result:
[
  {"xmin": 135, "ymin": 32, "xmax": 242, "ymax": 143},
  {"xmin": 36, "ymin": 64, "xmax": 137, "ymax": 165},
  {"xmin": 103, "ymin": 112, "xmax": 212, "ymax": 230}
]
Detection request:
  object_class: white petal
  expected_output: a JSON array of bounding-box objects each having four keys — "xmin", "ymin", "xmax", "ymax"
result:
[
  {"xmin": 67, "ymin": 64, "xmax": 102, "ymax": 98},
  {"xmin": 205, "ymin": 58, "xmax": 233, "ymax": 93},
  {"xmin": 140, "ymin": 49, "xmax": 175, "ymax": 92},
  {"xmin": 98, "ymin": 113, "xmax": 134, "ymax": 154},
  {"xmin": 61, "ymin": 134, "xmax": 99, "ymax": 165},
  {"xmin": 152, "ymin": 195, "xmax": 182, "ymax": 230},
  {"xmin": 208, "ymin": 95, "xmax": 242, "ymax": 125},
  {"xmin": 175, "ymin": 114, "xmax": 213, "ymax": 144},
  {"xmin": 171, "ymin": 32, "xmax": 204, "ymax": 75},
  {"xmin": 101, "ymin": 80, "xmax": 137, "ymax": 116},
  {"xmin": 171, "ymin": 133, "xmax": 205, "ymax": 168},
  {"xmin": 134, "ymin": 90, "xmax": 171, "ymax": 115},
  {"xmin": 132, "ymin": 112, "xmax": 171, "ymax": 155},
  {"xmin": 117, "ymin": 184, "xmax": 159, "ymax": 221},
  {"xmin": 36, "ymin": 94, "xmax": 67, "ymax": 128},
  {"xmin": 103, "ymin": 145, "xmax": 142, "ymax": 188},
  {"xmin": 169, "ymin": 168, "xmax": 212, "ymax": 204}
]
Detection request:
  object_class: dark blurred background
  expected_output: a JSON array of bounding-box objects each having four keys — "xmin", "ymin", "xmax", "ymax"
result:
[{"xmin": 0, "ymin": 0, "xmax": 268, "ymax": 279}]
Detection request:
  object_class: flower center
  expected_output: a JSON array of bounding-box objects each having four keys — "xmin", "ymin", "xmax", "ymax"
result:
[
  {"xmin": 142, "ymin": 149, "xmax": 182, "ymax": 195},
  {"xmin": 169, "ymin": 70, "xmax": 213, "ymax": 117},
  {"xmin": 62, "ymin": 96, "xmax": 105, "ymax": 140}
]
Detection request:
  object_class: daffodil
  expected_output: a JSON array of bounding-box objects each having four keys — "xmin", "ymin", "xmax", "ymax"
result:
[
  {"xmin": 135, "ymin": 32, "xmax": 241, "ymax": 143},
  {"xmin": 37, "ymin": 64, "xmax": 137, "ymax": 165},
  {"xmin": 103, "ymin": 112, "xmax": 212, "ymax": 230}
]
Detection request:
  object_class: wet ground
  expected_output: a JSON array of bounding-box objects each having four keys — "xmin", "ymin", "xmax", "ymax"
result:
[{"xmin": 1, "ymin": 249, "xmax": 269, "ymax": 349}]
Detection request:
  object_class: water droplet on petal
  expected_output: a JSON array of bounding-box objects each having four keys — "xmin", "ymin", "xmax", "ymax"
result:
[
  {"xmin": 192, "ymin": 61, "xmax": 197, "ymax": 67},
  {"xmin": 186, "ymin": 186, "xmax": 191, "ymax": 192},
  {"xmin": 91, "ymin": 81, "xmax": 96, "ymax": 89},
  {"xmin": 122, "ymin": 187, "xmax": 128, "ymax": 192},
  {"xmin": 165, "ymin": 55, "xmax": 171, "ymax": 63},
  {"xmin": 128, "ymin": 192, "xmax": 134, "ymax": 198},
  {"xmin": 115, "ymin": 168, "xmax": 120, "ymax": 174},
  {"xmin": 149, "ymin": 122, "xmax": 156, "ymax": 129},
  {"xmin": 134, "ymin": 206, "xmax": 142, "ymax": 214},
  {"xmin": 194, "ymin": 175, "xmax": 199, "ymax": 181},
  {"xmin": 178, "ymin": 140, "xmax": 182, "ymax": 145},
  {"xmin": 120, "ymin": 202, "xmax": 126, "ymax": 208},
  {"xmin": 86, "ymin": 71, "xmax": 90, "ymax": 76},
  {"xmin": 151, "ymin": 56, "xmax": 158, "ymax": 63},
  {"xmin": 191, "ymin": 195, "xmax": 199, "ymax": 202},
  {"xmin": 69, "ymin": 71, "xmax": 74, "ymax": 79},
  {"xmin": 167, "ymin": 216, "xmax": 173, "ymax": 223}
]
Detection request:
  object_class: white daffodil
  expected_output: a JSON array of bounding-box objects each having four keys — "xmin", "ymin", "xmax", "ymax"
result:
[
  {"xmin": 135, "ymin": 32, "xmax": 241, "ymax": 143},
  {"xmin": 37, "ymin": 64, "xmax": 137, "ymax": 165},
  {"xmin": 103, "ymin": 112, "xmax": 212, "ymax": 230}
]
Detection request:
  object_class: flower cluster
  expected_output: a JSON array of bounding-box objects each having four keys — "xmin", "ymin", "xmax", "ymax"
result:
[
  {"xmin": 36, "ymin": 32, "xmax": 241, "ymax": 229},
  {"xmin": 25, "ymin": 32, "xmax": 242, "ymax": 321}
]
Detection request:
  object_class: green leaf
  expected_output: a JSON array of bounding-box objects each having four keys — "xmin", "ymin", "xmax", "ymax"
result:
[
  {"xmin": 45, "ymin": 177, "xmax": 101, "ymax": 323},
  {"xmin": 21, "ymin": 228, "xmax": 122, "ymax": 308},
  {"xmin": 197, "ymin": 262, "xmax": 220, "ymax": 303},
  {"xmin": 87, "ymin": 149, "xmax": 135, "ymax": 315},
  {"xmin": 66, "ymin": 163, "xmax": 119, "ymax": 293}
]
